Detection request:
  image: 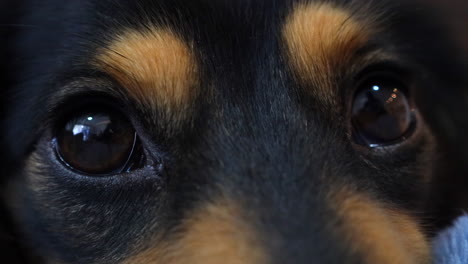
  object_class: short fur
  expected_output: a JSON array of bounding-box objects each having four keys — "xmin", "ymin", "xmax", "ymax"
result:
[
  {"xmin": 1, "ymin": 0, "xmax": 467, "ymax": 263},
  {"xmin": 95, "ymin": 27, "xmax": 200, "ymax": 117}
]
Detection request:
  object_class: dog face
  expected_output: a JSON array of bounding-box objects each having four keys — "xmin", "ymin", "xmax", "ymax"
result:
[{"xmin": 2, "ymin": 0, "xmax": 468, "ymax": 263}]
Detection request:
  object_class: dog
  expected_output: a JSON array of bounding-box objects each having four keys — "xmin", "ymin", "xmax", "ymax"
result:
[{"xmin": 1, "ymin": 0, "xmax": 468, "ymax": 263}]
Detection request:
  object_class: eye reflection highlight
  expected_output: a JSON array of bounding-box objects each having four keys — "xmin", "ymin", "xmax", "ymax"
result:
[{"xmin": 352, "ymin": 77, "xmax": 414, "ymax": 146}]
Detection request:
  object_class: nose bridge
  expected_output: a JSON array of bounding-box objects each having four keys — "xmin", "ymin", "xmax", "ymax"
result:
[{"xmin": 232, "ymin": 172, "xmax": 351, "ymax": 264}]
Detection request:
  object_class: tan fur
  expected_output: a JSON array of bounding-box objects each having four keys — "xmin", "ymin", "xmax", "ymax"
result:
[
  {"xmin": 125, "ymin": 199, "xmax": 267, "ymax": 264},
  {"xmin": 330, "ymin": 187, "xmax": 430, "ymax": 264},
  {"xmin": 95, "ymin": 27, "xmax": 199, "ymax": 117},
  {"xmin": 283, "ymin": 3, "xmax": 373, "ymax": 105}
]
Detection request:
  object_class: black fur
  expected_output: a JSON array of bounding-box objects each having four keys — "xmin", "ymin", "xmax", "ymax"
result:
[{"xmin": 1, "ymin": 0, "xmax": 467, "ymax": 263}]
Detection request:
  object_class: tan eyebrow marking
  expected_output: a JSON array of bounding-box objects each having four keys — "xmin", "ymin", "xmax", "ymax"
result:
[
  {"xmin": 125, "ymin": 199, "xmax": 268, "ymax": 264},
  {"xmin": 94, "ymin": 27, "xmax": 199, "ymax": 117},
  {"xmin": 282, "ymin": 3, "xmax": 374, "ymax": 105}
]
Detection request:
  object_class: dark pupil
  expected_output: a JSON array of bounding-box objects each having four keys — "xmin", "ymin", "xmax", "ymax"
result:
[
  {"xmin": 56, "ymin": 112, "xmax": 135, "ymax": 174},
  {"xmin": 352, "ymin": 80, "xmax": 412, "ymax": 145}
]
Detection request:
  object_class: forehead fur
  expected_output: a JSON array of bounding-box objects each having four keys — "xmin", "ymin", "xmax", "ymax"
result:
[
  {"xmin": 282, "ymin": 2, "xmax": 374, "ymax": 105},
  {"xmin": 94, "ymin": 27, "xmax": 199, "ymax": 116}
]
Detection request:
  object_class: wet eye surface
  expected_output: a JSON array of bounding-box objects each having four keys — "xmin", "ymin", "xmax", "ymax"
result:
[
  {"xmin": 352, "ymin": 75, "xmax": 414, "ymax": 147},
  {"xmin": 55, "ymin": 109, "xmax": 144, "ymax": 175}
]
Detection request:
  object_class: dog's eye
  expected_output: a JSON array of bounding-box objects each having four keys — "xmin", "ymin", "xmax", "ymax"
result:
[
  {"xmin": 351, "ymin": 75, "xmax": 414, "ymax": 147},
  {"xmin": 55, "ymin": 109, "xmax": 143, "ymax": 175}
]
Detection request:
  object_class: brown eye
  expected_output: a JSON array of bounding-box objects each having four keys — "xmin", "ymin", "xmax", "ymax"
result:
[
  {"xmin": 55, "ymin": 109, "xmax": 143, "ymax": 175},
  {"xmin": 351, "ymin": 75, "xmax": 414, "ymax": 147}
]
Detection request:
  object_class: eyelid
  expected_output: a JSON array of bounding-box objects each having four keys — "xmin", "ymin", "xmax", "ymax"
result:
[
  {"xmin": 353, "ymin": 62, "xmax": 413, "ymax": 84},
  {"xmin": 354, "ymin": 72, "xmax": 412, "ymax": 97},
  {"xmin": 45, "ymin": 93, "xmax": 128, "ymax": 135},
  {"xmin": 46, "ymin": 75, "xmax": 125, "ymax": 116},
  {"xmin": 53, "ymin": 131, "xmax": 141, "ymax": 176}
]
